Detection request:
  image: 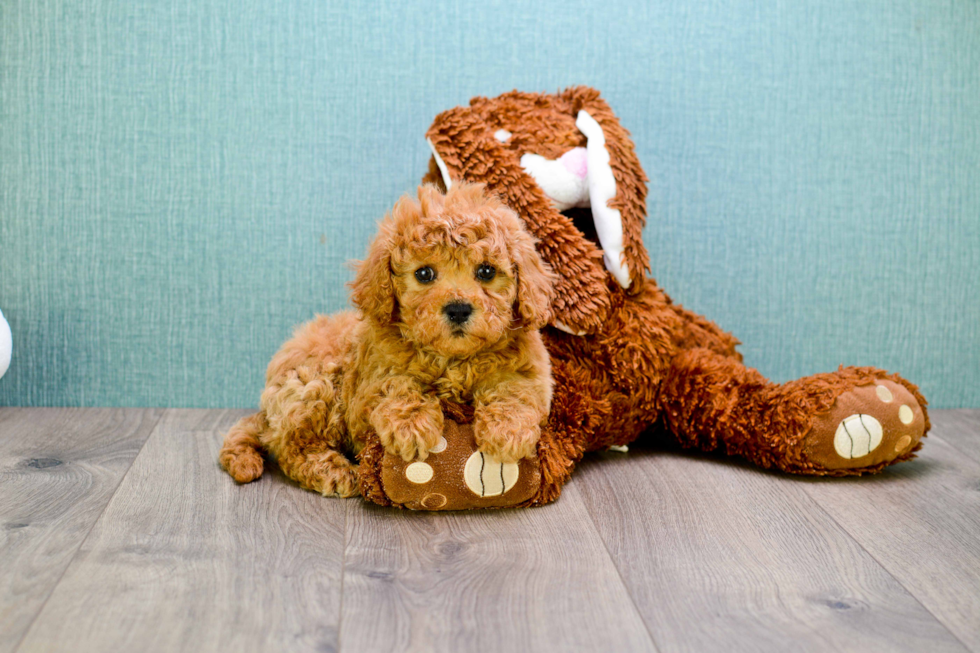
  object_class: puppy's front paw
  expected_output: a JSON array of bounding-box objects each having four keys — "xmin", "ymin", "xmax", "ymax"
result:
[
  {"xmin": 372, "ymin": 402, "xmax": 444, "ymax": 462},
  {"xmin": 474, "ymin": 405, "xmax": 542, "ymax": 463}
]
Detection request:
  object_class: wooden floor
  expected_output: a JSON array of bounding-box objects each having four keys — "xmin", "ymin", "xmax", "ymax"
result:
[{"xmin": 0, "ymin": 408, "xmax": 978, "ymax": 653}]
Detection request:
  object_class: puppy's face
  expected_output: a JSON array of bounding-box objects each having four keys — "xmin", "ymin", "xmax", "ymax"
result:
[
  {"xmin": 392, "ymin": 236, "xmax": 516, "ymax": 357},
  {"xmin": 351, "ymin": 183, "xmax": 553, "ymax": 358}
]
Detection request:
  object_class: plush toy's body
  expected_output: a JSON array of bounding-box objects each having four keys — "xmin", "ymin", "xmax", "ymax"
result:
[{"xmin": 405, "ymin": 87, "xmax": 928, "ymax": 506}]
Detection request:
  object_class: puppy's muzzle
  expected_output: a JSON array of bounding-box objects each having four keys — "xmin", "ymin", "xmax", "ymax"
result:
[{"xmin": 443, "ymin": 302, "xmax": 473, "ymax": 326}]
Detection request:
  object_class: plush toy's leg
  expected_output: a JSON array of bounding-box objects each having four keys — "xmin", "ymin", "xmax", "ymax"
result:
[
  {"xmin": 667, "ymin": 303, "xmax": 743, "ymax": 360},
  {"xmin": 659, "ymin": 348, "xmax": 929, "ymax": 475},
  {"xmin": 524, "ymin": 359, "xmax": 607, "ymax": 505}
]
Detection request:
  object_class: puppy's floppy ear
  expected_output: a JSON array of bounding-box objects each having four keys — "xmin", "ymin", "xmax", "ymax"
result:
[
  {"xmin": 510, "ymin": 222, "xmax": 555, "ymax": 331},
  {"xmin": 350, "ymin": 209, "xmax": 401, "ymax": 325}
]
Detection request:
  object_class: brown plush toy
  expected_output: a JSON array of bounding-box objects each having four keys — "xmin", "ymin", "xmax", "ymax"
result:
[
  {"xmin": 224, "ymin": 87, "xmax": 930, "ymax": 511},
  {"xmin": 358, "ymin": 86, "xmax": 929, "ymax": 509}
]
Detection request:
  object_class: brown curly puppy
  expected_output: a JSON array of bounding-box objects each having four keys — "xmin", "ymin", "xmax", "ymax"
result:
[{"xmin": 219, "ymin": 183, "xmax": 555, "ymax": 496}]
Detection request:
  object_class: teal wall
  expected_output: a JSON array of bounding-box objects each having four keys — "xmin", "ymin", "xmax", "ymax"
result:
[{"xmin": 1, "ymin": 0, "xmax": 978, "ymax": 408}]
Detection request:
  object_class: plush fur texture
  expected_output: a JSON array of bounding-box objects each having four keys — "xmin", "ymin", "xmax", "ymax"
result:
[
  {"xmin": 413, "ymin": 86, "xmax": 929, "ymax": 507},
  {"xmin": 220, "ymin": 183, "xmax": 555, "ymax": 496}
]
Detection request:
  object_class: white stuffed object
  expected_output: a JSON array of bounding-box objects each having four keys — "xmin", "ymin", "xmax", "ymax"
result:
[{"xmin": 0, "ymin": 309, "xmax": 11, "ymax": 379}]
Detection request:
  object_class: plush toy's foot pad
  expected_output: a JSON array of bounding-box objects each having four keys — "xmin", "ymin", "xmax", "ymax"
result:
[
  {"xmin": 805, "ymin": 380, "xmax": 926, "ymax": 471},
  {"xmin": 381, "ymin": 418, "xmax": 540, "ymax": 510}
]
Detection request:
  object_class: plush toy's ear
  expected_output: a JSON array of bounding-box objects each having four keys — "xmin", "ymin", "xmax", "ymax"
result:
[
  {"xmin": 350, "ymin": 208, "xmax": 402, "ymax": 325},
  {"xmin": 560, "ymin": 86, "xmax": 651, "ymax": 286},
  {"xmin": 426, "ymin": 105, "xmax": 611, "ymax": 336},
  {"xmin": 510, "ymin": 224, "xmax": 555, "ymax": 331}
]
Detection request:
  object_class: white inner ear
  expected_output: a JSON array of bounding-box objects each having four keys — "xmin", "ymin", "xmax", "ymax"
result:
[
  {"xmin": 427, "ymin": 138, "xmax": 452, "ymax": 190},
  {"xmin": 517, "ymin": 112, "xmax": 632, "ymax": 291},
  {"xmin": 575, "ymin": 111, "xmax": 630, "ymax": 289},
  {"xmin": 520, "ymin": 150, "xmax": 590, "ymax": 212}
]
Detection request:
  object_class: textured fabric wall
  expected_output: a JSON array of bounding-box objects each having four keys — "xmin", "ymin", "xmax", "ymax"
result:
[{"xmin": 1, "ymin": 0, "xmax": 978, "ymax": 408}]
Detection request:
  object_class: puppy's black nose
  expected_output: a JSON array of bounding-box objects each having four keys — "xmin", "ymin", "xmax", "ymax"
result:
[{"xmin": 443, "ymin": 302, "xmax": 473, "ymax": 325}]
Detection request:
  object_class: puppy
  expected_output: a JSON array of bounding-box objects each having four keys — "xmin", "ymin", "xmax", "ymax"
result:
[{"xmin": 220, "ymin": 183, "xmax": 555, "ymax": 497}]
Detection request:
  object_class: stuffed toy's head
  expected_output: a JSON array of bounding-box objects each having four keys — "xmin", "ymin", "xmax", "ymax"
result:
[
  {"xmin": 350, "ymin": 183, "xmax": 553, "ymax": 358},
  {"xmin": 423, "ymin": 87, "xmax": 649, "ymax": 336}
]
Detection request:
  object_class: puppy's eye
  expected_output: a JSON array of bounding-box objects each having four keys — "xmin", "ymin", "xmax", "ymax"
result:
[
  {"xmin": 414, "ymin": 266, "xmax": 436, "ymax": 283},
  {"xmin": 475, "ymin": 264, "xmax": 496, "ymax": 282}
]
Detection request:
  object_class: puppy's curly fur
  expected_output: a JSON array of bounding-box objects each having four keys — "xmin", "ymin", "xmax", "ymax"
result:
[{"xmin": 220, "ymin": 183, "xmax": 555, "ymax": 496}]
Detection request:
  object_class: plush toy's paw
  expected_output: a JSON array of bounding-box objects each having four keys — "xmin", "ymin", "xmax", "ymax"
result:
[
  {"xmin": 372, "ymin": 403, "xmax": 444, "ymax": 462},
  {"xmin": 380, "ymin": 415, "xmax": 541, "ymax": 510},
  {"xmin": 804, "ymin": 380, "xmax": 926, "ymax": 471},
  {"xmin": 473, "ymin": 408, "xmax": 542, "ymax": 463}
]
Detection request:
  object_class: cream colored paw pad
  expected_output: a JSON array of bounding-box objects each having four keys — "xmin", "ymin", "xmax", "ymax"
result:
[
  {"xmin": 421, "ymin": 493, "xmax": 447, "ymax": 509},
  {"xmin": 464, "ymin": 452, "xmax": 519, "ymax": 497},
  {"xmin": 428, "ymin": 435, "xmax": 448, "ymax": 454},
  {"xmin": 834, "ymin": 414, "xmax": 883, "ymax": 459},
  {"xmin": 875, "ymin": 385, "xmax": 893, "ymax": 403},
  {"xmin": 405, "ymin": 462, "xmax": 434, "ymax": 484},
  {"xmin": 895, "ymin": 435, "xmax": 912, "ymax": 453},
  {"xmin": 898, "ymin": 405, "xmax": 914, "ymax": 425}
]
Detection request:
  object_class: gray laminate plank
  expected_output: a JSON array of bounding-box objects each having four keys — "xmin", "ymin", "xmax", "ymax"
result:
[
  {"xmin": 16, "ymin": 409, "xmax": 348, "ymax": 653},
  {"xmin": 928, "ymin": 410, "xmax": 980, "ymax": 464},
  {"xmin": 801, "ymin": 413, "xmax": 980, "ymax": 651},
  {"xmin": 340, "ymin": 482, "xmax": 656, "ymax": 653},
  {"xmin": 575, "ymin": 446, "xmax": 967, "ymax": 653},
  {"xmin": 0, "ymin": 407, "xmax": 162, "ymax": 653}
]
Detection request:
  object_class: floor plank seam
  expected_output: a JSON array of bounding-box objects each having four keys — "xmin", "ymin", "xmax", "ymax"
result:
[
  {"xmin": 9, "ymin": 408, "xmax": 166, "ymax": 653},
  {"xmin": 573, "ymin": 482, "xmax": 664, "ymax": 653},
  {"xmin": 799, "ymin": 483, "xmax": 975, "ymax": 653},
  {"xmin": 337, "ymin": 498, "xmax": 350, "ymax": 653}
]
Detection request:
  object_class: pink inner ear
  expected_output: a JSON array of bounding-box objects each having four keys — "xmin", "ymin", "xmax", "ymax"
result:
[{"xmin": 559, "ymin": 147, "xmax": 588, "ymax": 179}]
